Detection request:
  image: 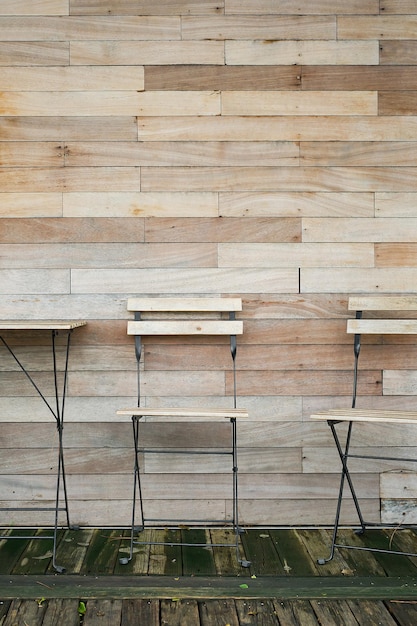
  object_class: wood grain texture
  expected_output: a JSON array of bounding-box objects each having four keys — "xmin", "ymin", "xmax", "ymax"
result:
[{"xmin": 1, "ymin": 2, "xmax": 417, "ymax": 528}]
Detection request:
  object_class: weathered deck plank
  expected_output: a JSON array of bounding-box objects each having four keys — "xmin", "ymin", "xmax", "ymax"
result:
[{"xmin": 0, "ymin": 597, "xmax": 415, "ymax": 626}]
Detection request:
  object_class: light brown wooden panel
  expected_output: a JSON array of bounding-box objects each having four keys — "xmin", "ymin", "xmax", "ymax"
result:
[
  {"xmin": 383, "ymin": 370, "xmax": 417, "ymax": 395},
  {"xmin": 302, "ymin": 65, "xmax": 417, "ymax": 90},
  {"xmin": 0, "ymin": 218, "xmax": 144, "ymax": 243},
  {"xmin": 301, "ymin": 268, "xmax": 417, "ymax": 294},
  {"xmin": 144, "ymin": 344, "xmax": 353, "ymax": 371},
  {"xmin": 70, "ymin": 268, "xmax": 300, "ymax": 295},
  {"xmin": 222, "ymin": 91, "xmax": 377, "ymax": 116},
  {"xmin": 0, "ymin": 1, "xmax": 68, "ymax": 15},
  {"xmin": 71, "ymin": 41, "xmax": 224, "ymax": 65},
  {"xmin": 0, "ymin": 66, "xmax": 144, "ymax": 90},
  {"xmin": 379, "ymin": 92, "xmax": 417, "ymax": 115},
  {"xmin": 226, "ymin": 40, "xmax": 379, "ymax": 66},
  {"xmin": 181, "ymin": 16, "xmax": 335, "ymax": 40},
  {"xmin": 225, "ymin": 0, "xmax": 378, "ymax": 14},
  {"xmin": 0, "ymin": 242, "xmax": 216, "ymax": 269},
  {"xmin": 65, "ymin": 141, "xmax": 299, "ymax": 167},
  {"xmin": 338, "ymin": 15, "xmax": 417, "ymax": 39},
  {"xmin": 144, "ymin": 65, "xmax": 301, "ymax": 90},
  {"xmin": 0, "ymin": 142, "xmax": 64, "ymax": 167},
  {"xmin": 220, "ymin": 192, "xmax": 374, "ymax": 217},
  {"xmin": 145, "ymin": 217, "xmax": 301, "ymax": 243},
  {"xmin": 0, "ymin": 269, "xmax": 69, "ymax": 296},
  {"xmin": 145, "ymin": 448, "xmax": 302, "ymax": 474},
  {"xmin": 301, "ymin": 141, "xmax": 417, "ymax": 166},
  {"xmin": 380, "ymin": 40, "xmax": 417, "ymax": 64},
  {"xmin": 239, "ymin": 498, "xmax": 379, "ymax": 526},
  {"xmin": 380, "ymin": 0, "xmax": 417, "ymax": 12},
  {"xmin": 0, "ymin": 16, "xmax": 180, "ymax": 40},
  {"xmin": 241, "ymin": 319, "xmax": 350, "ymax": 345},
  {"xmin": 376, "ymin": 243, "xmax": 417, "ymax": 267},
  {"xmin": 0, "ymin": 42, "xmax": 68, "ymax": 65},
  {"xmin": 138, "ymin": 116, "xmax": 417, "ymax": 141},
  {"xmin": 0, "ymin": 193, "xmax": 62, "ymax": 218},
  {"xmin": 142, "ymin": 166, "xmax": 417, "ymax": 193},
  {"xmin": 380, "ymin": 471, "xmax": 417, "ymax": 499},
  {"xmin": 64, "ymin": 192, "xmax": 218, "ymax": 218},
  {"xmin": 376, "ymin": 192, "xmax": 417, "ymax": 216},
  {"xmin": 0, "ymin": 117, "xmax": 137, "ymax": 141},
  {"xmin": 303, "ymin": 217, "xmax": 417, "ymax": 242},
  {"xmin": 218, "ymin": 242, "xmax": 374, "ymax": 268},
  {"xmin": 0, "ymin": 167, "xmax": 140, "ymax": 192},
  {"xmin": 70, "ymin": 0, "xmax": 224, "ymax": 15},
  {"xmin": 227, "ymin": 370, "xmax": 380, "ymax": 397},
  {"xmin": 0, "ymin": 91, "xmax": 219, "ymax": 116}
]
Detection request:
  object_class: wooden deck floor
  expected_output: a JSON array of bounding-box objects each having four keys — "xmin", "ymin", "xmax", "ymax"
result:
[{"xmin": 0, "ymin": 527, "xmax": 417, "ymax": 625}]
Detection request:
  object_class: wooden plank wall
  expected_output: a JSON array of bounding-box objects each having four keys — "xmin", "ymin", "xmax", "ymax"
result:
[{"xmin": 1, "ymin": 0, "xmax": 417, "ymax": 528}]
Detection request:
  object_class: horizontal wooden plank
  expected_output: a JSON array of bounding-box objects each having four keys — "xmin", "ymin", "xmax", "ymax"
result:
[
  {"xmin": 127, "ymin": 297, "xmax": 242, "ymax": 312},
  {"xmin": 380, "ymin": 471, "xmax": 417, "ymax": 499},
  {"xmin": 0, "ymin": 16, "xmax": 181, "ymax": 41},
  {"xmin": 380, "ymin": 0, "xmax": 417, "ymax": 13},
  {"xmin": 0, "ymin": 167, "xmax": 140, "ymax": 193},
  {"xmin": 144, "ymin": 65, "xmax": 301, "ymax": 91},
  {"xmin": 349, "ymin": 296, "xmax": 417, "ymax": 311},
  {"xmin": 301, "ymin": 141, "xmax": 417, "ymax": 166},
  {"xmin": 0, "ymin": 143, "xmax": 64, "ymax": 168},
  {"xmin": 225, "ymin": 0, "xmax": 378, "ymax": 14},
  {"xmin": 303, "ymin": 446, "xmax": 417, "ymax": 474},
  {"xmin": 225, "ymin": 40, "xmax": 379, "ymax": 66},
  {"xmin": 376, "ymin": 193, "xmax": 417, "ymax": 217},
  {"xmin": 0, "ymin": 218, "xmax": 144, "ymax": 243},
  {"xmin": 145, "ymin": 217, "xmax": 301, "ymax": 243},
  {"xmin": 0, "ymin": 42, "xmax": 68, "ymax": 65},
  {"xmin": 0, "ymin": 242, "xmax": 216, "ymax": 269},
  {"xmin": 71, "ymin": 41, "xmax": 224, "ymax": 65},
  {"xmin": 0, "ymin": 117, "xmax": 137, "ymax": 141},
  {"xmin": 379, "ymin": 91, "xmax": 417, "ymax": 116},
  {"xmin": 380, "ymin": 40, "xmax": 417, "ymax": 64},
  {"xmin": 70, "ymin": 268, "xmax": 300, "ymax": 295},
  {"xmin": 181, "ymin": 16, "xmax": 335, "ymax": 40},
  {"xmin": 301, "ymin": 268, "xmax": 417, "ymax": 293},
  {"xmin": 303, "ymin": 218, "xmax": 417, "ymax": 242},
  {"xmin": 310, "ymin": 409, "xmax": 417, "ymax": 424},
  {"xmin": 138, "ymin": 116, "xmax": 417, "ymax": 141},
  {"xmin": 0, "ymin": 91, "xmax": 220, "ymax": 116},
  {"xmin": 70, "ymin": 0, "xmax": 224, "ymax": 15},
  {"xmin": 383, "ymin": 370, "xmax": 417, "ymax": 396},
  {"xmin": 142, "ymin": 166, "xmax": 417, "ymax": 193},
  {"xmin": 0, "ymin": 0, "xmax": 68, "ymax": 15},
  {"xmin": 228, "ymin": 369, "xmax": 380, "ymax": 397},
  {"xmin": 218, "ymin": 243, "xmax": 374, "ymax": 268},
  {"xmin": 347, "ymin": 319, "xmax": 417, "ymax": 334},
  {"xmin": 338, "ymin": 15, "xmax": 417, "ymax": 39},
  {"xmin": 302, "ymin": 66, "xmax": 417, "ymax": 90},
  {"xmin": 0, "ymin": 66, "xmax": 144, "ymax": 91},
  {"xmin": 220, "ymin": 192, "xmax": 374, "ymax": 218},
  {"xmin": 0, "ymin": 193, "xmax": 61, "ymax": 218},
  {"xmin": 222, "ymin": 91, "xmax": 377, "ymax": 116},
  {"xmin": 376, "ymin": 243, "xmax": 417, "ymax": 267},
  {"xmin": 127, "ymin": 320, "xmax": 243, "ymax": 335},
  {"xmin": 380, "ymin": 499, "xmax": 417, "ymax": 524},
  {"xmin": 0, "ymin": 269, "xmax": 69, "ymax": 295},
  {"xmin": 65, "ymin": 141, "xmax": 299, "ymax": 167},
  {"xmin": 63, "ymin": 192, "xmax": 218, "ymax": 218}
]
